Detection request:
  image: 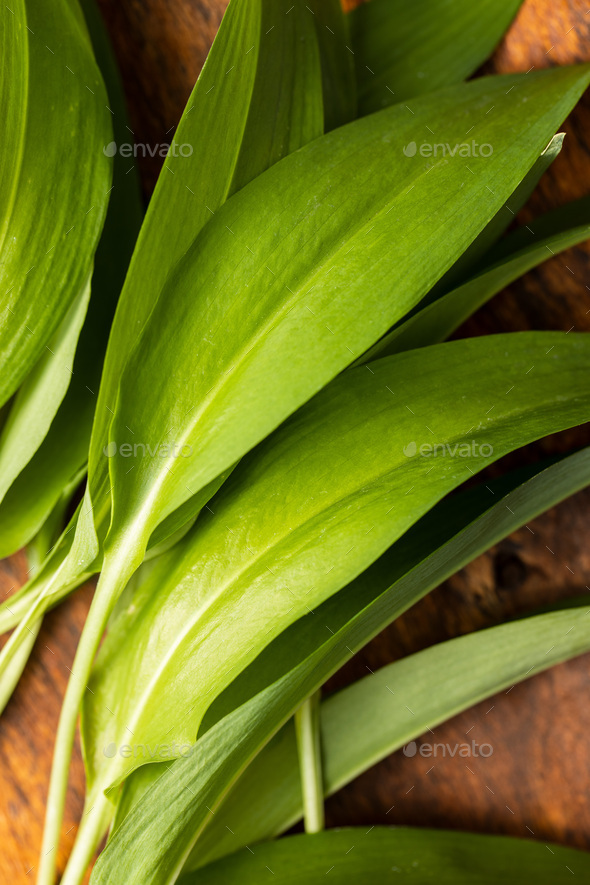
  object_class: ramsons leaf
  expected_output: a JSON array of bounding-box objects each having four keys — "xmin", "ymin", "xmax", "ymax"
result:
[
  {"xmin": 351, "ymin": 0, "xmax": 524, "ymax": 114},
  {"xmin": 84, "ymin": 333, "xmax": 590, "ymax": 811},
  {"xmin": 0, "ymin": 0, "xmax": 142, "ymax": 557},
  {"xmin": 79, "ymin": 0, "xmax": 325, "ymax": 560},
  {"xmin": 182, "ymin": 828, "xmax": 590, "ymax": 885},
  {"xmin": 0, "ymin": 0, "xmax": 112, "ymax": 407},
  {"xmin": 363, "ymin": 194, "xmax": 590, "ymax": 361},
  {"xmin": 188, "ymin": 603, "xmax": 590, "ymax": 864},
  {"xmin": 104, "ymin": 67, "xmax": 590, "ymax": 572},
  {"xmin": 114, "ymin": 447, "xmax": 590, "ymax": 869}
]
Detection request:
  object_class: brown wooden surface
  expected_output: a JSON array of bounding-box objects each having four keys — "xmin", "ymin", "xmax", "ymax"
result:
[{"xmin": 2, "ymin": 0, "xmax": 590, "ymax": 880}]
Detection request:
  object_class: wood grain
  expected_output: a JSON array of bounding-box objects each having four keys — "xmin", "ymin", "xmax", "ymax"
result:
[{"xmin": 1, "ymin": 0, "xmax": 590, "ymax": 880}]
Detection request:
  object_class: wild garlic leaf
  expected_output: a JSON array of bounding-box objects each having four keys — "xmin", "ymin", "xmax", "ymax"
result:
[
  {"xmin": 0, "ymin": 0, "xmax": 112, "ymax": 407},
  {"xmin": 92, "ymin": 452, "xmax": 590, "ymax": 885},
  {"xmin": 112, "ymin": 449, "xmax": 590, "ymax": 856},
  {"xmin": 104, "ymin": 67, "xmax": 590, "ymax": 567},
  {"xmin": 81, "ymin": 0, "xmax": 325, "ymax": 548},
  {"xmin": 363, "ymin": 194, "xmax": 590, "ymax": 361},
  {"xmin": 200, "ymin": 447, "xmax": 590, "ymax": 734},
  {"xmin": 434, "ymin": 132, "xmax": 564, "ymax": 294},
  {"xmin": 92, "ymin": 557, "xmax": 590, "ymax": 885},
  {"xmin": 180, "ymin": 827, "xmax": 590, "ymax": 885},
  {"xmin": 188, "ymin": 602, "xmax": 590, "ymax": 865},
  {"xmin": 84, "ymin": 332, "xmax": 590, "ymax": 806},
  {"xmin": 0, "ymin": 0, "xmax": 141, "ymax": 556},
  {"xmin": 351, "ymin": 0, "xmax": 524, "ymax": 115}
]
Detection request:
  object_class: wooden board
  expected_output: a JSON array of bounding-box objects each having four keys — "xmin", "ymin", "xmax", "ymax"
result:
[{"xmin": 1, "ymin": 0, "xmax": 590, "ymax": 880}]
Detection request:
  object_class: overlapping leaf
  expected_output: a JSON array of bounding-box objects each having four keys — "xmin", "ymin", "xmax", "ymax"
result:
[
  {"xmin": 351, "ymin": 0, "xmax": 524, "ymax": 114},
  {"xmin": 78, "ymin": 0, "xmax": 325, "ymax": 557},
  {"xmin": 98, "ymin": 447, "xmax": 590, "ymax": 883},
  {"xmin": 104, "ymin": 67, "xmax": 590, "ymax": 571},
  {"xmin": 364, "ymin": 194, "xmax": 590, "ymax": 360},
  {"xmin": 84, "ymin": 333, "xmax": 590, "ymax": 810},
  {"xmin": 0, "ymin": 0, "xmax": 112, "ymax": 406},
  {"xmin": 188, "ymin": 603, "xmax": 590, "ymax": 865},
  {"xmin": 0, "ymin": 0, "xmax": 142, "ymax": 557},
  {"xmin": 182, "ymin": 828, "xmax": 590, "ymax": 884}
]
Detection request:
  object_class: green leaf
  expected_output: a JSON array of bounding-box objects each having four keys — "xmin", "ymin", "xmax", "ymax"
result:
[
  {"xmin": 433, "ymin": 132, "xmax": 564, "ymax": 294},
  {"xmin": 0, "ymin": 0, "xmax": 142, "ymax": 553},
  {"xmin": 188, "ymin": 603, "xmax": 590, "ymax": 865},
  {"xmin": 0, "ymin": 0, "xmax": 112, "ymax": 407},
  {"xmin": 104, "ymin": 67, "xmax": 590, "ymax": 570},
  {"xmin": 180, "ymin": 828, "xmax": 590, "ymax": 884},
  {"xmin": 363, "ymin": 193, "xmax": 590, "ymax": 361},
  {"xmin": 0, "ymin": 277, "xmax": 90, "ymax": 503},
  {"xmin": 84, "ymin": 332, "xmax": 590, "ymax": 809},
  {"xmin": 79, "ymin": 0, "xmax": 325, "ymax": 560},
  {"xmin": 351, "ymin": 0, "xmax": 524, "ymax": 115}
]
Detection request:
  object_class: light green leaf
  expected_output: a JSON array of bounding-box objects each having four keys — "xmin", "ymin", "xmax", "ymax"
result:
[
  {"xmin": 0, "ymin": 0, "xmax": 112, "ymax": 407},
  {"xmin": 189, "ymin": 603, "xmax": 590, "ymax": 865},
  {"xmin": 84, "ymin": 332, "xmax": 590, "ymax": 809},
  {"xmin": 79, "ymin": 0, "xmax": 325, "ymax": 561},
  {"xmin": 351, "ymin": 0, "xmax": 523, "ymax": 115},
  {"xmin": 0, "ymin": 0, "xmax": 142, "ymax": 548},
  {"xmin": 363, "ymin": 194, "xmax": 590, "ymax": 361},
  {"xmin": 104, "ymin": 67, "xmax": 590, "ymax": 571},
  {"xmin": 434, "ymin": 132, "xmax": 564, "ymax": 294},
  {"xmin": 181, "ymin": 828, "xmax": 590, "ymax": 885}
]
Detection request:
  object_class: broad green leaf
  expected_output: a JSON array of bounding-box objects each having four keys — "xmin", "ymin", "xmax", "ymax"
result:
[
  {"xmin": 110, "ymin": 452, "xmax": 570, "ymax": 836},
  {"xmin": 0, "ymin": 0, "xmax": 141, "ymax": 557},
  {"xmin": 79, "ymin": 0, "xmax": 325, "ymax": 560},
  {"xmin": 351, "ymin": 0, "xmax": 524, "ymax": 115},
  {"xmin": 188, "ymin": 603, "xmax": 590, "ymax": 865},
  {"xmin": 84, "ymin": 332, "xmax": 590, "ymax": 811},
  {"xmin": 181, "ymin": 828, "xmax": 590, "ymax": 885},
  {"xmin": 104, "ymin": 67, "xmax": 590, "ymax": 572},
  {"xmin": 434, "ymin": 132, "xmax": 564, "ymax": 294},
  {"xmin": 363, "ymin": 194, "xmax": 590, "ymax": 361},
  {"xmin": 0, "ymin": 0, "xmax": 112, "ymax": 407}
]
